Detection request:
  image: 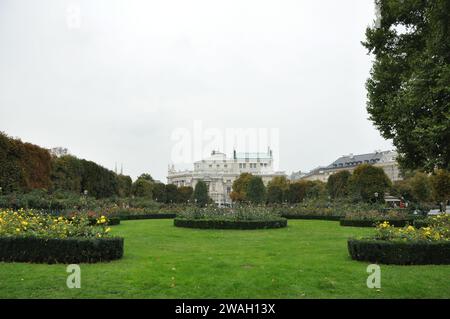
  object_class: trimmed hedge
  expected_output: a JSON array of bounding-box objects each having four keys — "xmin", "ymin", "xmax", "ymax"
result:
[
  {"xmin": 413, "ymin": 219, "xmax": 431, "ymax": 228},
  {"xmin": 87, "ymin": 217, "xmax": 121, "ymax": 226},
  {"xmin": 340, "ymin": 218, "xmax": 415, "ymax": 227},
  {"xmin": 174, "ymin": 218, "xmax": 288, "ymax": 230},
  {"xmin": 348, "ymin": 239, "xmax": 450, "ymax": 265},
  {"xmin": 0, "ymin": 237, "xmax": 124, "ymax": 264},
  {"xmin": 281, "ymin": 214, "xmax": 341, "ymax": 221},
  {"xmin": 118, "ymin": 213, "xmax": 177, "ymax": 220}
]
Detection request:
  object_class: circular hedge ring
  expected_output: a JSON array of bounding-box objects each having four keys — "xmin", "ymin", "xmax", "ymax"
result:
[
  {"xmin": 348, "ymin": 239, "xmax": 450, "ymax": 265},
  {"xmin": 174, "ymin": 218, "xmax": 287, "ymax": 230}
]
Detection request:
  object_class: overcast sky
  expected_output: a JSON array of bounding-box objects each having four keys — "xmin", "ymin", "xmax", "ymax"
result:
[{"xmin": 0, "ymin": 0, "xmax": 393, "ymax": 182}]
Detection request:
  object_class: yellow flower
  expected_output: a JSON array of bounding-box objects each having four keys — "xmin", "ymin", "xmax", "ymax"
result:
[
  {"xmin": 15, "ymin": 228, "xmax": 20, "ymax": 232},
  {"xmin": 105, "ymin": 227, "xmax": 111, "ymax": 233}
]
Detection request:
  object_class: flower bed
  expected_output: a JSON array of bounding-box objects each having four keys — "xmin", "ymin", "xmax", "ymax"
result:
[
  {"xmin": 340, "ymin": 210, "xmax": 418, "ymax": 227},
  {"xmin": 175, "ymin": 206, "xmax": 287, "ymax": 230},
  {"xmin": 348, "ymin": 215, "xmax": 450, "ymax": 264},
  {"xmin": 280, "ymin": 214, "xmax": 341, "ymax": 221},
  {"xmin": 340, "ymin": 218, "xmax": 415, "ymax": 227},
  {"xmin": 0, "ymin": 209, "xmax": 124, "ymax": 263}
]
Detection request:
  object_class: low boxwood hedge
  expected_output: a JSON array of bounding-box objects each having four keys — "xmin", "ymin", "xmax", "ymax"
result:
[
  {"xmin": 174, "ymin": 218, "xmax": 287, "ymax": 230},
  {"xmin": 0, "ymin": 237, "xmax": 124, "ymax": 264},
  {"xmin": 348, "ymin": 239, "xmax": 450, "ymax": 265},
  {"xmin": 413, "ymin": 219, "xmax": 431, "ymax": 228},
  {"xmin": 340, "ymin": 218, "xmax": 415, "ymax": 227},
  {"xmin": 118, "ymin": 213, "xmax": 177, "ymax": 220},
  {"xmin": 87, "ymin": 217, "xmax": 121, "ymax": 226},
  {"xmin": 280, "ymin": 214, "xmax": 341, "ymax": 221}
]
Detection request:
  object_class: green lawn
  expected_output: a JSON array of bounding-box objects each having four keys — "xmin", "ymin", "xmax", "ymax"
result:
[{"xmin": 0, "ymin": 219, "xmax": 449, "ymax": 298}]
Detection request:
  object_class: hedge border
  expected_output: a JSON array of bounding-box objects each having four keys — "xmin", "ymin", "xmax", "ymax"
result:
[
  {"xmin": 348, "ymin": 238, "xmax": 450, "ymax": 265},
  {"xmin": 118, "ymin": 213, "xmax": 177, "ymax": 220},
  {"xmin": 340, "ymin": 218, "xmax": 415, "ymax": 227},
  {"xmin": 280, "ymin": 214, "xmax": 341, "ymax": 221},
  {"xmin": 413, "ymin": 219, "xmax": 431, "ymax": 228},
  {"xmin": 0, "ymin": 236, "xmax": 124, "ymax": 264},
  {"xmin": 174, "ymin": 218, "xmax": 288, "ymax": 230}
]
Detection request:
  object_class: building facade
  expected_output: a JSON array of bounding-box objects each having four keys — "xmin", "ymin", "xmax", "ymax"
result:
[
  {"xmin": 167, "ymin": 149, "xmax": 286, "ymax": 206},
  {"xmin": 300, "ymin": 150, "xmax": 402, "ymax": 182}
]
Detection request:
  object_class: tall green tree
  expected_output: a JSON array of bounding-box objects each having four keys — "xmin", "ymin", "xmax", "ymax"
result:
[
  {"xmin": 363, "ymin": 0, "xmax": 450, "ymax": 171},
  {"xmin": 430, "ymin": 169, "xmax": 450, "ymax": 211},
  {"xmin": 327, "ymin": 170, "xmax": 351, "ymax": 199},
  {"xmin": 230, "ymin": 173, "xmax": 253, "ymax": 202},
  {"xmin": 193, "ymin": 180, "xmax": 209, "ymax": 207},
  {"xmin": 51, "ymin": 155, "xmax": 83, "ymax": 193},
  {"xmin": 286, "ymin": 182, "xmax": 306, "ymax": 204},
  {"xmin": 177, "ymin": 186, "xmax": 193, "ymax": 203},
  {"xmin": 349, "ymin": 164, "xmax": 392, "ymax": 202},
  {"xmin": 246, "ymin": 176, "xmax": 266, "ymax": 204},
  {"xmin": 132, "ymin": 178, "xmax": 153, "ymax": 198},
  {"xmin": 267, "ymin": 184, "xmax": 284, "ymax": 204},
  {"xmin": 116, "ymin": 174, "xmax": 132, "ymax": 197},
  {"xmin": 409, "ymin": 171, "xmax": 432, "ymax": 204},
  {"xmin": 266, "ymin": 176, "xmax": 289, "ymax": 203},
  {"xmin": 164, "ymin": 184, "xmax": 178, "ymax": 203},
  {"xmin": 151, "ymin": 182, "xmax": 166, "ymax": 202}
]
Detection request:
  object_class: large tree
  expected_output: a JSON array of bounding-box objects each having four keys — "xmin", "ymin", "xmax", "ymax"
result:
[
  {"xmin": 230, "ymin": 173, "xmax": 253, "ymax": 202},
  {"xmin": 349, "ymin": 164, "xmax": 392, "ymax": 202},
  {"xmin": 246, "ymin": 176, "xmax": 266, "ymax": 204},
  {"xmin": 363, "ymin": 0, "xmax": 450, "ymax": 171},
  {"xmin": 266, "ymin": 176, "xmax": 290, "ymax": 203},
  {"xmin": 193, "ymin": 180, "xmax": 209, "ymax": 207},
  {"xmin": 327, "ymin": 170, "xmax": 351, "ymax": 199}
]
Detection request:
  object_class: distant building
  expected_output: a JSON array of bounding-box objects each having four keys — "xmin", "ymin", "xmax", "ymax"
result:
[
  {"xmin": 167, "ymin": 149, "xmax": 286, "ymax": 206},
  {"xmin": 289, "ymin": 170, "xmax": 306, "ymax": 181},
  {"xmin": 301, "ymin": 150, "xmax": 402, "ymax": 182}
]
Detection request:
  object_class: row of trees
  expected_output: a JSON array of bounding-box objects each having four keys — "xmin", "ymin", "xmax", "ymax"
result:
[
  {"xmin": 229, "ymin": 164, "xmax": 448, "ymax": 206},
  {"xmin": 327, "ymin": 165, "xmax": 450, "ymax": 208},
  {"xmin": 230, "ymin": 173, "xmax": 327, "ymax": 204},
  {"xmin": 0, "ymin": 132, "xmax": 52, "ymax": 193}
]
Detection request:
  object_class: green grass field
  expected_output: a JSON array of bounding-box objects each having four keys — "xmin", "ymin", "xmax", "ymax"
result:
[{"xmin": 0, "ymin": 219, "xmax": 449, "ymax": 298}]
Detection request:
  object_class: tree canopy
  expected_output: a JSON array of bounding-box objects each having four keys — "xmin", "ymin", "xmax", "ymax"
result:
[{"xmin": 363, "ymin": 0, "xmax": 450, "ymax": 171}]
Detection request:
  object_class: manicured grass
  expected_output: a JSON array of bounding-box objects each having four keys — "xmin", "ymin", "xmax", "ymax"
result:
[{"xmin": 0, "ymin": 220, "xmax": 449, "ymax": 298}]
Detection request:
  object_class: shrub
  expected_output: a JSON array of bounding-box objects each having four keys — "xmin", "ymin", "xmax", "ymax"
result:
[
  {"xmin": 179, "ymin": 205, "xmax": 279, "ymax": 221},
  {"xmin": 0, "ymin": 237, "xmax": 124, "ymax": 263},
  {"xmin": 0, "ymin": 209, "xmax": 113, "ymax": 238},
  {"xmin": 174, "ymin": 218, "xmax": 287, "ymax": 230},
  {"xmin": 348, "ymin": 239, "xmax": 450, "ymax": 265}
]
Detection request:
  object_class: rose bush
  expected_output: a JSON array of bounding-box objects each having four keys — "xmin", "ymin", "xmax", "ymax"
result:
[{"xmin": 0, "ymin": 209, "xmax": 112, "ymax": 239}]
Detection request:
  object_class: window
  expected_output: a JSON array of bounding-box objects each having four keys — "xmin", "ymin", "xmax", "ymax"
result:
[{"xmin": 209, "ymin": 164, "xmax": 212, "ymax": 168}]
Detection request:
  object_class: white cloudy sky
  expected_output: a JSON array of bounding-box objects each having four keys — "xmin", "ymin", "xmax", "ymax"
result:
[{"xmin": 0, "ymin": 0, "xmax": 393, "ymax": 181}]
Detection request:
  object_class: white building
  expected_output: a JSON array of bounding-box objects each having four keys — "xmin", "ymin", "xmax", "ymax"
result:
[
  {"xmin": 167, "ymin": 149, "xmax": 286, "ymax": 206},
  {"xmin": 300, "ymin": 150, "xmax": 402, "ymax": 182}
]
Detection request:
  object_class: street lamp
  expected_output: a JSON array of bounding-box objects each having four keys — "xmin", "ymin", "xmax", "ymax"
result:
[{"xmin": 84, "ymin": 190, "xmax": 88, "ymax": 196}]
